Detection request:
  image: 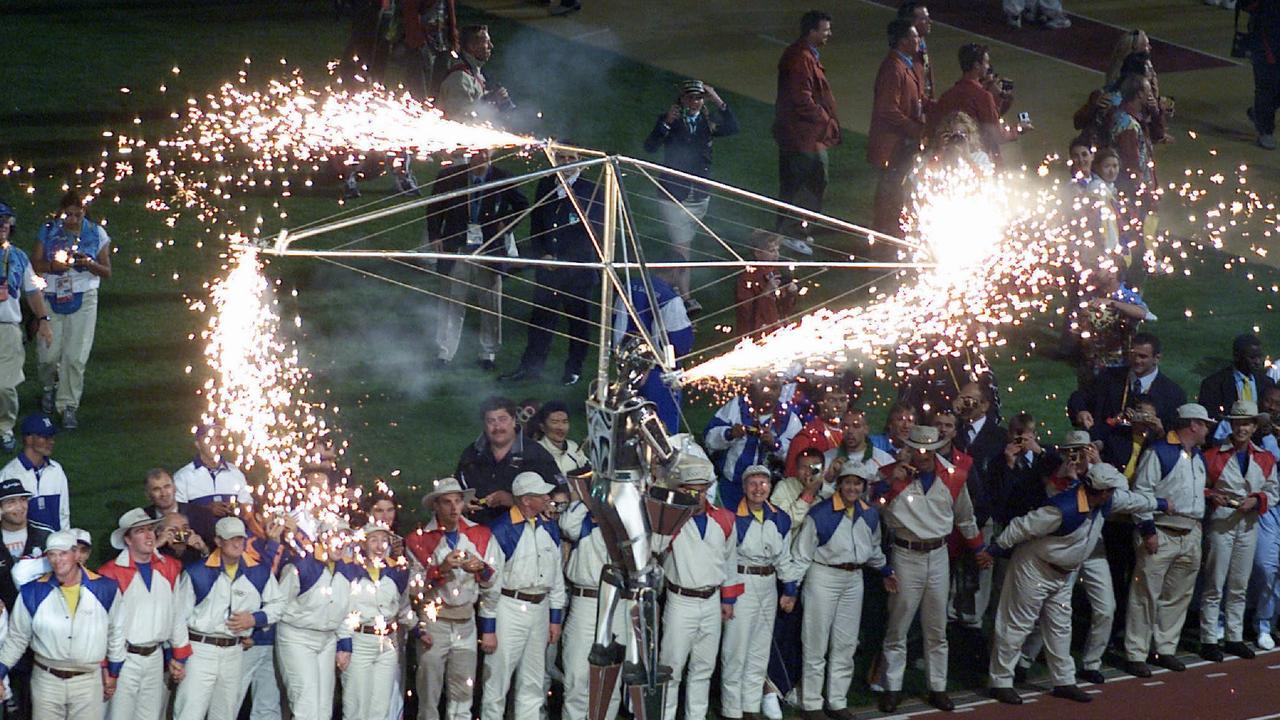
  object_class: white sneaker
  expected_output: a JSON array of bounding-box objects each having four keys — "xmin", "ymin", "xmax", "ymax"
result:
[
  {"xmin": 782, "ymin": 236, "xmax": 813, "ymax": 256},
  {"xmin": 1259, "ymin": 632, "xmax": 1276, "ymax": 651},
  {"xmin": 1260, "ymin": 134, "xmax": 1277, "ymax": 150},
  {"xmin": 1045, "ymin": 15, "xmax": 1072, "ymax": 29},
  {"xmin": 762, "ymin": 692, "xmax": 783, "ymax": 720}
]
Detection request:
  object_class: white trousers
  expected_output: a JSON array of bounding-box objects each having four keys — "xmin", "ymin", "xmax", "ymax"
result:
[
  {"xmin": 883, "ymin": 545, "xmax": 949, "ymax": 692},
  {"xmin": 32, "ymin": 666, "xmax": 102, "ymax": 720},
  {"xmin": 722, "ymin": 574, "xmax": 777, "ymax": 716},
  {"xmin": 659, "ymin": 592, "xmax": 721, "ymax": 720},
  {"xmin": 0, "ymin": 324, "xmax": 23, "ymax": 439},
  {"xmin": 1002, "ymin": 0, "xmax": 1065, "ymax": 15},
  {"xmin": 342, "ymin": 633, "xmax": 400, "ymax": 720},
  {"xmin": 105, "ymin": 650, "xmax": 164, "ymax": 720},
  {"xmin": 174, "ymin": 642, "xmax": 244, "ymax": 720},
  {"xmin": 435, "ymin": 261, "xmax": 501, "ymax": 363},
  {"xmin": 656, "ymin": 197, "xmax": 710, "ymax": 297},
  {"xmin": 415, "ymin": 618, "xmax": 477, "ymax": 720},
  {"xmin": 236, "ymin": 642, "xmax": 282, "ymax": 720},
  {"xmin": 561, "ymin": 594, "xmax": 627, "ymax": 720},
  {"xmin": 37, "ymin": 288, "xmax": 98, "ymax": 411},
  {"xmin": 990, "ymin": 555, "xmax": 1076, "ymax": 688},
  {"xmin": 1201, "ymin": 514, "xmax": 1259, "ymax": 643},
  {"xmin": 800, "ymin": 565, "xmax": 863, "ymax": 711},
  {"xmin": 481, "ymin": 595, "xmax": 549, "ymax": 720},
  {"xmin": 276, "ymin": 624, "xmax": 336, "ymax": 720},
  {"xmin": 1068, "ymin": 543, "xmax": 1116, "ymax": 670},
  {"xmin": 1126, "ymin": 525, "xmax": 1202, "ymax": 660}
]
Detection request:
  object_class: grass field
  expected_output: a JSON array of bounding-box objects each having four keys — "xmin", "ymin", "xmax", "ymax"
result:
[{"xmin": 3, "ymin": 0, "xmax": 1280, "ymax": 706}]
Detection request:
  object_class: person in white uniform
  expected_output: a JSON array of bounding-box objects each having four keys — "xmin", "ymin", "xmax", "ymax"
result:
[
  {"xmin": 1123, "ymin": 403, "xmax": 1211, "ymax": 677},
  {"xmin": 1198, "ymin": 400, "xmax": 1279, "ymax": 662},
  {"xmin": 653, "ymin": 452, "xmax": 743, "ymax": 720},
  {"xmin": 873, "ymin": 425, "xmax": 987, "ymax": 713},
  {"xmin": 0, "ymin": 414, "xmax": 71, "ymax": 531},
  {"xmin": 984, "ymin": 451, "xmax": 1159, "ymax": 705},
  {"xmin": 481, "ymin": 472, "xmax": 566, "ymax": 720},
  {"xmin": 790, "ymin": 465, "xmax": 895, "ymax": 720},
  {"xmin": 0, "ymin": 203, "xmax": 52, "ymax": 452},
  {"xmin": 405, "ymin": 478, "xmax": 499, "ymax": 720},
  {"xmin": 97, "ymin": 509, "xmax": 190, "ymax": 720},
  {"xmin": 0, "ymin": 530, "xmax": 126, "ymax": 720},
  {"xmin": 172, "ymin": 517, "xmax": 283, "ymax": 720},
  {"xmin": 341, "ymin": 521, "xmax": 411, "ymax": 720}
]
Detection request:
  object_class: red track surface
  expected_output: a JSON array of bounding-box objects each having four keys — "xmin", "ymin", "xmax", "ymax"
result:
[
  {"xmin": 893, "ymin": 649, "xmax": 1280, "ymax": 719},
  {"xmin": 863, "ymin": 0, "xmax": 1236, "ymax": 74}
]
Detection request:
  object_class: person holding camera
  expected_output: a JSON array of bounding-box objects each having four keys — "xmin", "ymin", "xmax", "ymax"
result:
[
  {"xmin": 734, "ymin": 230, "xmax": 797, "ymax": 337},
  {"xmin": 32, "ymin": 190, "xmax": 111, "ymax": 431},
  {"xmin": 704, "ymin": 381, "xmax": 802, "ymax": 510},
  {"xmin": 438, "ymin": 25, "xmax": 513, "ymax": 124},
  {"xmin": 155, "ymin": 512, "xmax": 208, "ymax": 565},
  {"xmin": 928, "ymin": 45, "xmax": 1030, "ymax": 169}
]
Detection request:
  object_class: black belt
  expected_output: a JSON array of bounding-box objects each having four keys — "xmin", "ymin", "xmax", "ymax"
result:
[
  {"xmin": 358, "ymin": 624, "xmax": 397, "ymax": 636},
  {"xmin": 127, "ymin": 643, "xmax": 160, "ymax": 656},
  {"xmin": 501, "ymin": 589, "xmax": 547, "ymax": 603},
  {"xmin": 668, "ymin": 585, "xmax": 717, "ymax": 599},
  {"xmin": 893, "ymin": 537, "xmax": 946, "ymax": 552},
  {"xmin": 817, "ymin": 561, "xmax": 864, "ymax": 572},
  {"xmin": 1159, "ymin": 525, "xmax": 1193, "ymax": 536},
  {"xmin": 737, "ymin": 565, "xmax": 775, "ymax": 576},
  {"xmin": 34, "ymin": 660, "xmax": 90, "ymax": 679},
  {"xmin": 188, "ymin": 631, "xmax": 239, "ymax": 647},
  {"xmin": 571, "ymin": 585, "xmax": 638, "ymax": 600}
]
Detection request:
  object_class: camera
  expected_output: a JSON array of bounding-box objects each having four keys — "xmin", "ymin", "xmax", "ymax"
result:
[
  {"xmin": 1001, "ymin": 78, "xmax": 1015, "ymax": 94},
  {"xmin": 807, "ymin": 461, "xmax": 824, "ymax": 474}
]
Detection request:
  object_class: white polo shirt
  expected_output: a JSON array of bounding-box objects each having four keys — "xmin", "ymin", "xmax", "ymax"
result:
[
  {"xmin": 0, "ymin": 453, "xmax": 70, "ymax": 531},
  {"xmin": 173, "ymin": 457, "xmax": 253, "ymax": 507}
]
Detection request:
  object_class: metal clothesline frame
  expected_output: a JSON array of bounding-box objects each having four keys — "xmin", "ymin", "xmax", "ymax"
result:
[{"xmin": 246, "ymin": 141, "xmax": 937, "ymax": 403}]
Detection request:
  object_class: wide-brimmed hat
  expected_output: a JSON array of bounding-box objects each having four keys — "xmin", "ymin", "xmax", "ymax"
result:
[
  {"xmin": 420, "ymin": 477, "xmax": 476, "ymax": 509},
  {"xmin": 1059, "ymin": 430, "xmax": 1094, "ymax": 449},
  {"xmin": 1176, "ymin": 403, "xmax": 1212, "ymax": 423},
  {"xmin": 0, "ymin": 478, "xmax": 31, "ymax": 503},
  {"xmin": 903, "ymin": 425, "xmax": 947, "ymax": 451},
  {"xmin": 111, "ymin": 508, "xmax": 160, "ymax": 550},
  {"xmin": 1225, "ymin": 400, "xmax": 1264, "ymax": 421}
]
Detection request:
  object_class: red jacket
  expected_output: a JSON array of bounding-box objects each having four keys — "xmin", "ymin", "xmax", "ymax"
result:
[
  {"xmin": 772, "ymin": 41, "xmax": 841, "ymax": 153},
  {"xmin": 734, "ymin": 268, "xmax": 796, "ymax": 338},
  {"xmin": 867, "ymin": 51, "xmax": 926, "ymax": 169}
]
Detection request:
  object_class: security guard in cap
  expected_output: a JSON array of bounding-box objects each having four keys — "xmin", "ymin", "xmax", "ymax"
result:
[{"xmin": 0, "ymin": 203, "xmax": 52, "ymax": 452}]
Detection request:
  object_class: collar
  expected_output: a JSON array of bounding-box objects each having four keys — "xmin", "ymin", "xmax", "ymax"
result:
[
  {"xmin": 1219, "ymin": 440, "xmax": 1262, "ymax": 454},
  {"xmin": 508, "ymin": 506, "xmax": 532, "ymax": 525},
  {"xmin": 204, "ymin": 547, "xmax": 259, "ymax": 569},
  {"xmin": 461, "ymin": 51, "xmax": 484, "ymax": 70},
  {"xmin": 806, "ymin": 42, "xmax": 820, "ymax": 61},
  {"xmin": 735, "ymin": 499, "xmax": 772, "ymax": 519},
  {"xmin": 192, "ymin": 455, "xmax": 229, "ymax": 473},
  {"xmin": 893, "ymin": 49, "xmax": 914, "ymax": 68},
  {"xmin": 969, "ymin": 415, "xmax": 987, "ymax": 436},
  {"xmin": 832, "ymin": 493, "xmax": 868, "ymax": 514},
  {"xmin": 18, "ymin": 452, "xmax": 48, "ymax": 471},
  {"xmin": 1233, "ymin": 369, "xmax": 1255, "ymax": 383},
  {"xmin": 1075, "ymin": 484, "xmax": 1090, "ymax": 513},
  {"xmin": 1133, "ymin": 367, "xmax": 1158, "ymax": 385},
  {"xmin": 425, "ymin": 516, "xmax": 471, "ymax": 534},
  {"xmin": 50, "ymin": 567, "xmax": 90, "ymax": 587},
  {"xmin": 113, "ymin": 549, "xmax": 163, "ymax": 568}
]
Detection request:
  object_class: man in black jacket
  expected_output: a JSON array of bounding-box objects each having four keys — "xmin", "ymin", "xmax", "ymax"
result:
[
  {"xmin": 643, "ymin": 80, "xmax": 739, "ymax": 310},
  {"xmin": 456, "ymin": 396, "xmax": 562, "ymax": 524},
  {"xmin": 499, "ymin": 152, "xmax": 605, "ymax": 385},
  {"xmin": 1198, "ymin": 332, "xmax": 1276, "ymax": 420},
  {"xmin": 1068, "ymin": 332, "xmax": 1186, "ymax": 432},
  {"xmin": 425, "ymin": 149, "xmax": 530, "ymax": 370},
  {"xmin": 0, "ymin": 476, "xmax": 50, "ymax": 717}
]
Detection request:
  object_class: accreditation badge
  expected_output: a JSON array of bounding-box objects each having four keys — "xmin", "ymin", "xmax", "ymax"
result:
[
  {"xmin": 465, "ymin": 223, "xmax": 484, "ymax": 247},
  {"xmin": 54, "ymin": 275, "xmax": 73, "ymax": 304}
]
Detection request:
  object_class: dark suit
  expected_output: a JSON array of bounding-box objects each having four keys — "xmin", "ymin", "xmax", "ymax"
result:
[
  {"xmin": 1198, "ymin": 366, "xmax": 1276, "ymax": 419},
  {"xmin": 515, "ymin": 175, "xmax": 604, "ymax": 377},
  {"xmin": 954, "ymin": 413, "xmax": 1006, "ymax": 528},
  {"xmin": 1067, "ymin": 365, "xmax": 1187, "ymax": 432},
  {"xmin": 989, "ymin": 450, "xmax": 1060, "ymax": 526}
]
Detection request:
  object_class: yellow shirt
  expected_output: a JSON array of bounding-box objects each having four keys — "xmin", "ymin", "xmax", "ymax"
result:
[
  {"xmin": 751, "ymin": 508, "xmax": 765, "ymax": 523},
  {"xmin": 367, "ymin": 564, "xmax": 381, "ymax": 583},
  {"xmin": 60, "ymin": 584, "xmax": 80, "ymax": 617},
  {"xmin": 224, "ymin": 561, "xmax": 240, "ymax": 580},
  {"xmin": 1124, "ymin": 439, "xmax": 1143, "ymax": 481}
]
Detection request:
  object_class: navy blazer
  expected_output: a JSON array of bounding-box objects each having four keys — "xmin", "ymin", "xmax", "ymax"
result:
[
  {"xmin": 1068, "ymin": 365, "xmax": 1186, "ymax": 433},
  {"xmin": 1198, "ymin": 366, "xmax": 1276, "ymax": 420},
  {"xmin": 425, "ymin": 164, "xmax": 530, "ymax": 273}
]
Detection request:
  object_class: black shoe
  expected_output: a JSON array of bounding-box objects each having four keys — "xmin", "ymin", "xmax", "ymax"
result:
[
  {"xmin": 1076, "ymin": 669, "xmax": 1106, "ymax": 685},
  {"xmin": 1200, "ymin": 643, "xmax": 1224, "ymax": 662},
  {"xmin": 877, "ymin": 691, "xmax": 900, "ymax": 713},
  {"xmin": 498, "ymin": 368, "xmax": 540, "ymax": 382},
  {"xmin": 1124, "ymin": 660, "xmax": 1152, "ymax": 678},
  {"xmin": 477, "ymin": 358, "xmax": 495, "ymax": 372},
  {"xmin": 1150, "ymin": 653, "xmax": 1186, "ymax": 672},
  {"xmin": 1223, "ymin": 640, "xmax": 1256, "ymax": 659},
  {"xmin": 990, "ymin": 687, "xmax": 1023, "ymax": 705},
  {"xmin": 927, "ymin": 691, "xmax": 955, "ymax": 712},
  {"xmin": 1013, "ymin": 664, "xmax": 1028, "ymax": 684},
  {"xmin": 561, "ymin": 371, "xmax": 581, "ymax": 386},
  {"xmin": 1051, "ymin": 685, "xmax": 1092, "ymax": 703}
]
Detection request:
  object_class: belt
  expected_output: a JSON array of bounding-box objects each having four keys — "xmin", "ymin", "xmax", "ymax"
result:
[
  {"xmin": 127, "ymin": 643, "xmax": 160, "ymax": 656},
  {"xmin": 34, "ymin": 660, "xmax": 90, "ymax": 679},
  {"xmin": 737, "ymin": 565, "xmax": 775, "ymax": 576},
  {"xmin": 893, "ymin": 537, "xmax": 946, "ymax": 552},
  {"xmin": 501, "ymin": 589, "xmax": 547, "ymax": 604},
  {"xmin": 817, "ymin": 561, "xmax": 864, "ymax": 572},
  {"xmin": 668, "ymin": 585, "xmax": 717, "ymax": 599},
  {"xmin": 433, "ymin": 614, "xmax": 474, "ymax": 625},
  {"xmin": 188, "ymin": 631, "xmax": 240, "ymax": 648},
  {"xmin": 571, "ymin": 585, "xmax": 639, "ymax": 600},
  {"xmin": 1159, "ymin": 525, "xmax": 1192, "ymax": 536},
  {"xmin": 358, "ymin": 624, "xmax": 398, "ymax": 636}
]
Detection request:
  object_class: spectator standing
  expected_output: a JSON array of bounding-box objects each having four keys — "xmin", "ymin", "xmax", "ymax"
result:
[
  {"xmin": 870, "ymin": 400, "xmax": 916, "ymax": 456},
  {"xmin": 704, "ymin": 381, "xmax": 802, "ymax": 509},
  {"xmin": 155, "ymin": 512, "xmax": 209, "ymax": 566},
  {"xmin": 399, "ymin": 0, "xmax": 457, "ymax": 100},
  {"xmin": 437, "ymin": 25, "xmax": 512, "ymax": 124},
  {"xmin": 1105, "ymin": 74, "xmax": 1159, "ymax": 210},
  {"xmin": 734, "ymin": 230, "xmax": 798, "ymax": 337},
  {"xmin": 772, "ymin": 10, "xmax": 839, "ymax": 256},
  {"xmin": 500, "ymin": 152, "xmax": 602, "ymax": 385},
  {"xmin": 1, "ymin": 414, "xmax": 69, "ymax": 531},
  {"xmin": 143, "ymin": 468, "xmax": 183, "ymax": 519},
  {"xmin": 1068, "ymin": 332, "xmax": 1186, "ymax": 431},
  {"xmin": 425, "ymin": 149, "xmax": 530, "ymax": 371},
  {"xmin": 0, "ymin": 203, "xmax": 52, "ymax": 452},
  {"xmin": 0, "ymin": 530, "xmax": 126, "ymax": 720},
  {"xmin": 643, "ymin": 80, "xmax": 740, "ymax": 309},
  {"xmin": 532, "ymin": 401, "xmax": 590, "ymax": 478},
  {"xmin": 98, "ymin": 509, "xmax": 189, "ymax": 720},
  {"xmin": 899, "ymin": 1, "xmax": 936, "ymax": 103},
  {"xmin": 1246, "ymin": 0, "xmax": 1280, "ymax": 149},
  {"xmin": 928, "ymin": 45, "xmax": 1028, "ymax": 169},
  {"xmin": 33, "ymin": 191, "xmax": 111, "ymax": 430},
  {"xmin": 868, "ymin": 19, "xmax": 926, "ymax": 237},
  {"xmin": 455, "ymin": 396, "xmax": 562, "ymax": 524},
  {"xmin": 1123, "ymin": 404, "xmax": 1211, "ymax": 677},
  {"xmin": 783, "ymin": 382, "xmax": 850, "ymax": 478},
  {"xmin": 1199, "ymin": 333, "xmax": 1276, "ymax": 420}
]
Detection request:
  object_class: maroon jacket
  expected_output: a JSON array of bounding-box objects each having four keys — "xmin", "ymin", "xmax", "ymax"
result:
[
  {"xmin": 772, "ymin": 41, "xmax": 841, "ymax": 153},
  {"xmin": 867, "ymin": 51, "xmax": 926, "ymax": 169}
]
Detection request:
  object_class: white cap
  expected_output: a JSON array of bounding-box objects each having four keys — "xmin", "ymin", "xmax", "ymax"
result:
[
  {"xmin": 1176, "ymin": 403, "xmax": 1211, "ymax": 423},
  {"xmin": 71, "ymin": 528, "xmax": 91, "ymax": 547},
  {"xmin": 45, "ymin": 531, "xmax": 77, "ymax": 553},
  {"xmin": 512, "ymin": 471, "xmax": 556, "ymax": 497},
  {"xmin": 214, "ymin": 516, "xmax": 248, "ymax": 540}
]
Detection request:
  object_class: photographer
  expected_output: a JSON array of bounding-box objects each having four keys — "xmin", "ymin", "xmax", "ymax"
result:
[
  {"xmin": 438, "ymin": 25, "xmax": 513, "ymax": 124},
  {"xmin": 928, "ymin": 44, "xmax": 1031, "ymax": 168},
  {"xmin": 156, "ymin": 512, "xmax": 209, "ymax": 565}
]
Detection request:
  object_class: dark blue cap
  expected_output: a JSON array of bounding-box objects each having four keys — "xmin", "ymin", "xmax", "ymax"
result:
[{"xmin": 19, "ymin": 414, "xmax": 57, "ymax": 438}]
